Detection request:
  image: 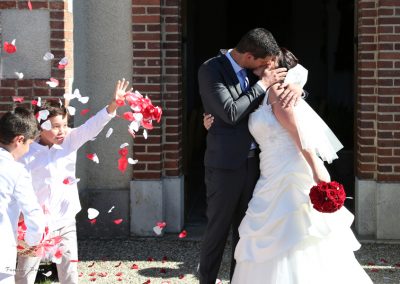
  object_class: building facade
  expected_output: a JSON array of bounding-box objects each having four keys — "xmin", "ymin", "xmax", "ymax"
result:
[{"xmin": 0, "ymin": 0, "xmax": 399, "ymax": 240}]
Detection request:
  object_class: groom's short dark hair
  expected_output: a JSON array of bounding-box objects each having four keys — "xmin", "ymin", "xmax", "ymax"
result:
[{"xmin": 235, "ymin": 28, "xmax": 281, "ymax": 59}]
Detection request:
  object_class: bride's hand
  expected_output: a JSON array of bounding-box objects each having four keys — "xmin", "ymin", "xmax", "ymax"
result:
[{"xmin": 313, "ymin": 166, "xmax": 330, "ymax": 184}]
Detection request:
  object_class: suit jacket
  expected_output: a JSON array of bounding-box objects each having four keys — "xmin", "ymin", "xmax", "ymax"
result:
[{"xmin": 198, "ymin": 50, "xmax": 266, "ymax": 169}]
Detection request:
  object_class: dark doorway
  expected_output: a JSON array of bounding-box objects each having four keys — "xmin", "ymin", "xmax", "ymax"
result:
[{"xmin": 182, "ymin": 0, "xmax": 355, "ymax": 225}]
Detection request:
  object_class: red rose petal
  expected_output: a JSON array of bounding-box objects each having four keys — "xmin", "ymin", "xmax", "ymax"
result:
[
  {"xmin": 4, "ymin": 41, "xmax": 17, "ymax": 54},
  {"xmin": 80, "ymin": 108, "xmax": 90, "ymax": 116},
  {"xmin": 89, "ymin": 272, "xmax": 96, "ymax": 276},
  {"xmin": 88, "ymin": 219, "xmax": 97, "ymax": 225},
  {"xmin": 115, "ymin": 272, "xmax": 123, "ymax": 277},
  {"xmin": 113, "ymin": 219, "xmax": 123, "ymax": 225},
  {"xmin": 28, "ymin": 0, "xmax": 32, "ymax": 10},
  {"xmin": 97, "ymin": 272, "xmax": 107, "ymax": 277},
  {"xmin": 78, "ymin": 272, "xmax": 83, "ymax": 277},
  {"xmin": 131, "ymin": 264, "xmax": 139, "ymax": 270},
  {"xmin": 178, "ymin": 230, "xmax": 187, "ymax": 238},
  {"xmin": 89, "ymin": 277, "xmax": 96, "ymax": 281},
  {"xmin": 117, "ymin": 278, "xmax": 123, "ymax": 281}
]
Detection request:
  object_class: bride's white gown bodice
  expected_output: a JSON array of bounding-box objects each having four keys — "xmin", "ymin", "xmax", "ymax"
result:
[{"xmin": 231, "ymin": 101, "xmax": 373, "ymax": 284}]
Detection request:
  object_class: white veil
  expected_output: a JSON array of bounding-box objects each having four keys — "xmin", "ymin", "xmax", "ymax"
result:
[{"xmin": 285, "ymin": 64, "xmax": 343, "ymax": 163}]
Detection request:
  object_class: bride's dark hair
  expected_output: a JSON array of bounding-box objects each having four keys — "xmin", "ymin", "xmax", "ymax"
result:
[{"xmin": 278, "ymin": 47, "xmax": 298, "ymax": 70}]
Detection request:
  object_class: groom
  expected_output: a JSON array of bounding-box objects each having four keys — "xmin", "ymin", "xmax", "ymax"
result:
[{"xmin": 197, "ymin": 28, "xmax": 303, "ymax": 284}]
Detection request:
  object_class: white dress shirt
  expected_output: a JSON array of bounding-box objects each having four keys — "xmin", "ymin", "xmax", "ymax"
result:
[
  {"xmin": 21, "ymin": 107, "xmax": 115, "ymax": 231},
  {"xmin": 0, "ymin": 148, "xmax": 45, "ymax": 275}
]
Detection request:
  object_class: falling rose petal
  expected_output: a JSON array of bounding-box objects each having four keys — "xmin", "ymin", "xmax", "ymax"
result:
[
  {"xmin": 106, "ymin": 128, "xmax": 113, "ymax": 138},
  {"xmin": 15, "ymin": 72, "xmax": 24, "ymax": 79},
  {"xmin": 129, "ymin": 120, "xmax": 140, "ymax": 132},
  {"xmin": 178, "ymin": 230, "xmax": 187, "ymax": 238},
  {"xmin": 12, "ymin": 96, "xmax": 24, "ymax": 103},
  {"xmin": 123, "ymin": 112, "xmax": 135, "ymax": 122},
  {"xmin": 118, "ymin": 156, "xmax": 128, "ymax": 173},
  {"xmin": 89, "ymin": 272, "xmax": 96, "ymax": 276},
  {"xmin": 89, "ymin": 277, "xmax": 96, "ymax": 282},
  {"xmin": 143, "ymin": 129, "xmax": 148, "ymax": 139},
  {"xmin": 116, "ymin": 99, "xmax": 125, "ymax": 106},
  {"xmin": 115, "ymin": 272, "xmax": 123, "ymax": 276},
  {"xmin": 58, "ymin": 57, "xmax": 68, "ymax": 69},
  {"xmin": 43, "ymin": 52, "xmax": 54, "ymax": 61},
  {"xmin": 86, "ymin": 153, "xmax": 99, "ymax": 163},
  {"xmin": 88, "ymin": 262, "xmax": 95, "ymax": 267},
  {"xmin": 41, "ymin": 120, "xmax": 52, "ymax": 131},
  {"xmin": 28, "ymin": 0, "xmax": 32, "ymax": 10},
  {"xmin": 42, "ymin": 271, "xmax": 52, "ymax": 277},
  {"xmin": 80, "ymin": 108, "xmax": 90, "ymax": 116},
  {"xmin": 37, "ymin": 110, "xmax": 50, "ymax": 121},
  {"xmin": 128, "ymin": 128, "xmax": 136, "ymax": 138},
  {"xmin": 67, "ymin": 106, "xmax": 76, "ymax": 116},
  {"xmin": 153, "ymin": 226, "xmax": 162, "ymax": 235},
  {"xmin": 4, "ymin": 40, "xmax": 17, "ymax": 54},
  {"xmin": 115, "ymin": 262, "xmax": 122, "ymax": 268},
  {"xmin": 87, "ymin": 208, "xmax": 99, "ymax": 219},
  {"xmin": 131, "ymin": 264, "xmax": 139, "ymax": 270},
  {"xmin": 117, "ymin": 278, "xmax": 122, "ymax": 282},
  {"xmin": 157, "ymin": 222, "xmax": 167, "ymax": 229},
  {"xmin": 46, "ymin": 78, "xmax": 59, "ymax": 88},
  {"xmin": 128, "ymin": 158, "xmax": 138, "ymax": 165},
  {"xmin": 97, "ymin": 272, "xmax": 107, "ymax": 277},
  {"xmin": 107, "ymin": 206, "xmax": 115, "ymax": 213},
  {"xmin": 113, "ymin": 219, "xmax": 123, "ymax": 225},
  {"xmin": 78, "ymin": 96, "xmax": 89, "ymax": 104},
  {"xmin": 63, "ymin": 176, "xmax": 80, "ymax": 185},
  {"xmin": 120, "ymin": 143, "xmax": 129, "ymax": 149}
]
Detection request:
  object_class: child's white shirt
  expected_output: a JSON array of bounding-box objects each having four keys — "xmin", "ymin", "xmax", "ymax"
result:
[
  {"xmin": 0, "ymin": 148, "xmax": 45, "ymax": 275},
  {"xmin": 21, "ymin": 107, "xmax": 115, "ymax": 231}
]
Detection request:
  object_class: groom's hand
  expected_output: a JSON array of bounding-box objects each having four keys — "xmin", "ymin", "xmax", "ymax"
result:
[{"xmin": 256, "ymin": 67, "xmax": 287, "ymax": 89}]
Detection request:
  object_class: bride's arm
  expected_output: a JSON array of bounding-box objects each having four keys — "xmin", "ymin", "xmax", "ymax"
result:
[{"xmin": 269, "ymin": 85, "xmax": 329, "ymax": 183}]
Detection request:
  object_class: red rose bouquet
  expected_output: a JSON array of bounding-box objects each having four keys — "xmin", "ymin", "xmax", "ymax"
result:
[{"xmin": 309, "ymin": 181, "xmax": 346, "ymax": 213}]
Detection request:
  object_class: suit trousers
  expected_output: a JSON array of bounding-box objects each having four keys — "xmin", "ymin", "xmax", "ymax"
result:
[
  {"xmin": 199, "ymin": 154, "xmax": 260, "ymax": 284},
  {"xmin": 15, "ymin": 222, "xmax": 78, "ymax": 284}
]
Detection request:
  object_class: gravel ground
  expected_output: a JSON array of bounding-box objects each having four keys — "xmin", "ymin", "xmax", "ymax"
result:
[{"xmin": 37, "ymin": 237, "xmax": 400, "ymax": 284}]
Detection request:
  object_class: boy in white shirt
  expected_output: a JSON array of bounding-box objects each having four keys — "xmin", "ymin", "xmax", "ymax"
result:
[
  {"xmin": 15, "ymin": 79, "xmax": 130, "ymax": 284},
  {"xmin": 0, "ymin": 108, "xmax": 46, "ymax": 284}
]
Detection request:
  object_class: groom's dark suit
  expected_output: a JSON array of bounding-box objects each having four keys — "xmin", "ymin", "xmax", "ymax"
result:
[{"xmin": 198, "ymin": 50, "xmax": 266, "ymax": 284}]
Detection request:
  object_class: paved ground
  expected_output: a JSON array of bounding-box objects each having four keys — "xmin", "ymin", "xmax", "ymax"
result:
[{"xmin": 37, "ymin": 225, "xmax": 400, "ymax": 284}]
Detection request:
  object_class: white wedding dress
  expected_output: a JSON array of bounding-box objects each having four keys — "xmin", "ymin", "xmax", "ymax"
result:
[{"xmin": 231, "ymin": 97, "xmax": 373, "ymax": 283}]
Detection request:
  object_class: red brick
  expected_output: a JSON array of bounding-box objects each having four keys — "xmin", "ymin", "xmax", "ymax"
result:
[
  {"xmin": 0, "ymin": 2, "xmax": 16, "ymax": 9},
  {"xmin": 379, "ymin": 0, "xmax": 400, "ymax": 7},
  {"xmin": 377, "ymin": 174, "xmax": 400, "ymax": 182}
]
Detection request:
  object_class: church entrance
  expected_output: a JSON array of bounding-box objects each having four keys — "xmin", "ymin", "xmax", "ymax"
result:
[{"xmin": 182, "ymin": 0, "xmax": 355, "ymax": 225}]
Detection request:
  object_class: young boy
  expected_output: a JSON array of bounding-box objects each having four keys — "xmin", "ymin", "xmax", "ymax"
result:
[
  {"xmin": 0, "ymin": 108, "xmax": 46, "ymax": 284},
  {"xmin": 15, "ymin": 79, "xmax": 130, "ymax": 284}
]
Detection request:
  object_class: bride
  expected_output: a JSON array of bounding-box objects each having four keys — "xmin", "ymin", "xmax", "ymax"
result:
[{"xmin": 230, "ymin": 48, "xmax": 373, "ymax": 283}]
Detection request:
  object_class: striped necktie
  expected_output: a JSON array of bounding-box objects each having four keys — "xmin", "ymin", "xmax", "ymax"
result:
[{"xmin": 239, "ymin": 69, "xmax": 249, "ymax": 91}]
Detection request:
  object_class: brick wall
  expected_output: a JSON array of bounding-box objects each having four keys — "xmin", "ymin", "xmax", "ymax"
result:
[
  {"xmin": 131, "ymin": 0, "xmax": 182, "ymax": 179},
  {"xmin": 356, "ymin": 0, "xmax": 400, "ymax": 182},
  {"xmin": 0, "ymin": 0, "xmax": 73, "ymax": 114}
]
